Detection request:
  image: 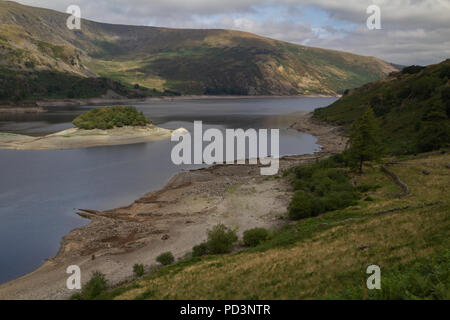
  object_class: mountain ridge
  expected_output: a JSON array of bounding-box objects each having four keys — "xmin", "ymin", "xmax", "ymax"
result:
[{"xmin": 0, "ymin": 1, "xmax": 397, "ymax": 102}]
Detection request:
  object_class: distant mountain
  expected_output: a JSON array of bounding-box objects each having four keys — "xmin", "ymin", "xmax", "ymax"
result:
[
  {"xmin": 314, "ymin": 59, "xmax": 450, "ymax": 154},
  {"xmin": 0, "ymin": 1, "xmax": 397, "ymax": 103}
]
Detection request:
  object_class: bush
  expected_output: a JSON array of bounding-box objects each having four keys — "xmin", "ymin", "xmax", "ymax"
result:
[
  {"xmin": 410, "ymin": 76, "xmax": 439, "ymax": 99},
  {"xmin": 288, "ymin": 160, "xmax": 360, "ymax": 221},
  {"xmin": 243, "ymin": 228, "xmax": 269, "ymax": 247},
  {"xmin": 206, "ymin": 224, "xmax": 238, "ymax": 254},
  {"xmin": 133, "ymin": 264, "xmax": 145, "ymax": 277},
  {"xmin": 401, "ymin": 65, "xmax": 425, "ymax": 75},
  {"xmin": 72, "ymin": 106, "xmax": 151, "ymax": 130},
  {"xmin": 192, "ymin": 242, "xmax": 209, "ymax": 257},
  {"xmin": 288, "ymin": 191, "xmax": 315, "ymax": 220},
  {"xmin": 156, "ymin": 252, "xmax": 175, "ymax": 266},
  {"xmin": 321, "ymin": 191, "xmax": 358, "ymax": 211},
  {"xmin": 70, "ymin": 271, "xmax": 108, "ymax": 300}
]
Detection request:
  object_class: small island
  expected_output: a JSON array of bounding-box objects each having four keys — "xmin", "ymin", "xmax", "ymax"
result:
[{"xmin": 0, "ymin": 106, "xmax": 174, "ymax": 150}]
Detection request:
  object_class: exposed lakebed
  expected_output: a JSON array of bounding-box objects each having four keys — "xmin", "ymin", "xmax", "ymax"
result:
[{"xmin": 0, "ymin": 97, "xmax": 337, "ymax": 284}]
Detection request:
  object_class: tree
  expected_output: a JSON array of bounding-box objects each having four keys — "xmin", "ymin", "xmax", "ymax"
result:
[
  {"xmin": 417, "ymin": 103, "xmax": 449, "ymax": 152},
  {"xmin": 206, "ymin": 224, "xmax": 237, "ymax": 254},
  {"xmin": 347, "ymin": 107, "xmax": 382, "ymax": 172}
]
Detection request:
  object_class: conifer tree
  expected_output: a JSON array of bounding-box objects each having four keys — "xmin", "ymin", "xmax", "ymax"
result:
[{"xmin": 347, "ymin": 107, "xmax": 382, "ymax": 172}]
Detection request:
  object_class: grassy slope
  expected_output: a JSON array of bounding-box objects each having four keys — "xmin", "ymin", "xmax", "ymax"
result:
[
  {"xmin": 98, "ymin": 152, "xmax": 449, "ymax": 300},
  {"xmin": 0, "ymin": 1, "xmax": 397, "ymax": 100},
  {"xmin": 314, "ymin": 60, "xmax": 450, "ymax": 154}
]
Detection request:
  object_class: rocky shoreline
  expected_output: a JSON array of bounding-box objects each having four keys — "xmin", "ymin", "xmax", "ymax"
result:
[
  {"xmin": 0, "ymin": 112, "xmax": 347, "ymax": 300},
  {"xmin": 0, "ymin": 125, "xmax": 173, "ymax": 150}
]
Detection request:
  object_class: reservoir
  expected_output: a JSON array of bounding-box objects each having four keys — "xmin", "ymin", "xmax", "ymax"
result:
[{"xmin": 0, "ymin": 97, "xmax": 337, "ymax": 284}]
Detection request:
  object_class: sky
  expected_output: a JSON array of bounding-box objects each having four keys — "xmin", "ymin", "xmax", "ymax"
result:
[{"xmin": 14, "ymin": 0, "xmax": 450, "ymax": 65}]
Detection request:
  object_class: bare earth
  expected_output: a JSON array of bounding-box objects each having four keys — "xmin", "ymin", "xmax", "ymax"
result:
[
  {"xmin": 0, "ymin": 125, "xmax": 173, "ymax": 150},
  {"xmin": 0, "ymin": 112, "xmax": 347, "ymax": 300}
]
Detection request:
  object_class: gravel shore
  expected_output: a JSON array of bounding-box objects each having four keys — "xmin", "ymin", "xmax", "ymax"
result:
[{"xmin": 0, "ymin": 111, "xmax": 346, "ymax": 300}]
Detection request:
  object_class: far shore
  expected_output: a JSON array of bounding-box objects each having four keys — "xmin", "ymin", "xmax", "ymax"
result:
[
  {"xmin": 0, "ymin": 111, "xmax": 347, "ymax": 300},
  {"xmin": 0, "ymin": 125, "xmax": 174, "ymax": 150},
  {"xmin": 0, "ymin": 107, "xmax": 47, "ymax": 114},
  {"xmin": 0, "ymin": 94, "xmax": 340, "ymax": 112}
]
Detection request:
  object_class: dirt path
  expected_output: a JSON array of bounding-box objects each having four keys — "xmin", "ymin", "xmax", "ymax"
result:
[{"xmin": 0, "ymin": 112, "xmax": 346, "ymax": 300}]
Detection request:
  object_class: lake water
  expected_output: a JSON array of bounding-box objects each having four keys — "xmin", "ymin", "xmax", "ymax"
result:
[{"xmin": 0, "ymin": 97, "xmax": 337, "ymax": 284}]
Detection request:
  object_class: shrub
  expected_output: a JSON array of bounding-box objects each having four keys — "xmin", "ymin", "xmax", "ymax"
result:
[
  {"xmin": 288, "ymin": 191, "xmax": 315, "ymax": 220},
  {"xmin": 294, "ymin": 166, "xmax": 315, "ymax": 180},
  {"xmin": 401, "ymin": 65, "xmax": 425, "ymax": 75},
  {"xmin": 133, "ymin": 264, "xmax": 145, "ymax": 277},
  {"xmin": 243, "ymin": 228, "xmax": 269, "ymax": 247},
  {"xmin": 321, "ymin": 191, "xmax": 358, "ymax": 211},
  {"xmin": 288, "ymin": 159, "xmax": 360, "ymax": 221},
  {"xmin": 70, "ymin": 271, "xmax": 108, "ymax": 300},
  {"xmin": 206, "ymin": 224, "xmax": 238, "ymax": 254},
  {"xmin": 156, "ymin": 252, "xmax": 174, "ymax": 266},
  {"xmin": 192, "ymin": 242, "xmax": 209, "ymax": 257},
  {"xmin": 410, "ymin": 76, "xmax": 439, "ymax": 99}
]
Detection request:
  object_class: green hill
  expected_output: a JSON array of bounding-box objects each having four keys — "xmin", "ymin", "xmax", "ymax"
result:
[
  {"xmin": 314, "ymin": 59, "xmax": 450, "ymax": 154},
  {"xmin": 75, "ymin": 152, "xmax": 449, "ymax": 300},
  {"xmin": 0, "ymin": 1, "xmax": 397, "ymax": 103}
]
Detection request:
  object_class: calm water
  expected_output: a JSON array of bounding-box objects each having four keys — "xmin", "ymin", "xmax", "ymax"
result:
[{"xmin": 0, "ymin": 97, "xmax": 337, "ymax": 284}]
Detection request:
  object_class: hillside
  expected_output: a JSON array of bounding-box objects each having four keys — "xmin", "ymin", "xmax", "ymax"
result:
[
  {"xmin": 314, "ymin": 59, "xmax": 450, "ymax": 154},
  {"xmin": 75, "ymin": 152, "xmax": 449, "ymax": 300},
  {"xmin": 0, "ymin": 1, "xmax": 397, "ymax": 103}
]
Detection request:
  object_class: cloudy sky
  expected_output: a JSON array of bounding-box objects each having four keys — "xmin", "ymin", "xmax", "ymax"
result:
[{"xmin": 15, "ymin": 0, "xmax": 450, "ymax": 65}]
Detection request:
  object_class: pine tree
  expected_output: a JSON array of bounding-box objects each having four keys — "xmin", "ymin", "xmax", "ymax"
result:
[{"xmin": 347, "ymin": 107, "xmax": 382, "ymax": 172}]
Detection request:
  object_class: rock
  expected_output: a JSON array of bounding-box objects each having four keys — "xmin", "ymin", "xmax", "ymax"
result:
[
  {"xmin": 173, "ymin": 127, "xmax": 189, "ymax": 136},
  {"xmin": 358, "ymin": 244, "xmax": 372, "ymax": 251},
  {"xmin": 446, "ymin": 163, "xmax": 450, "ymax": 169},
  {"xmin": 161, "ymin": 234, "xmax": 170, "ymax": 241},
  {"xmin": 422, "ymin": 169, "xmax": 431, "ymax": 175}
]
